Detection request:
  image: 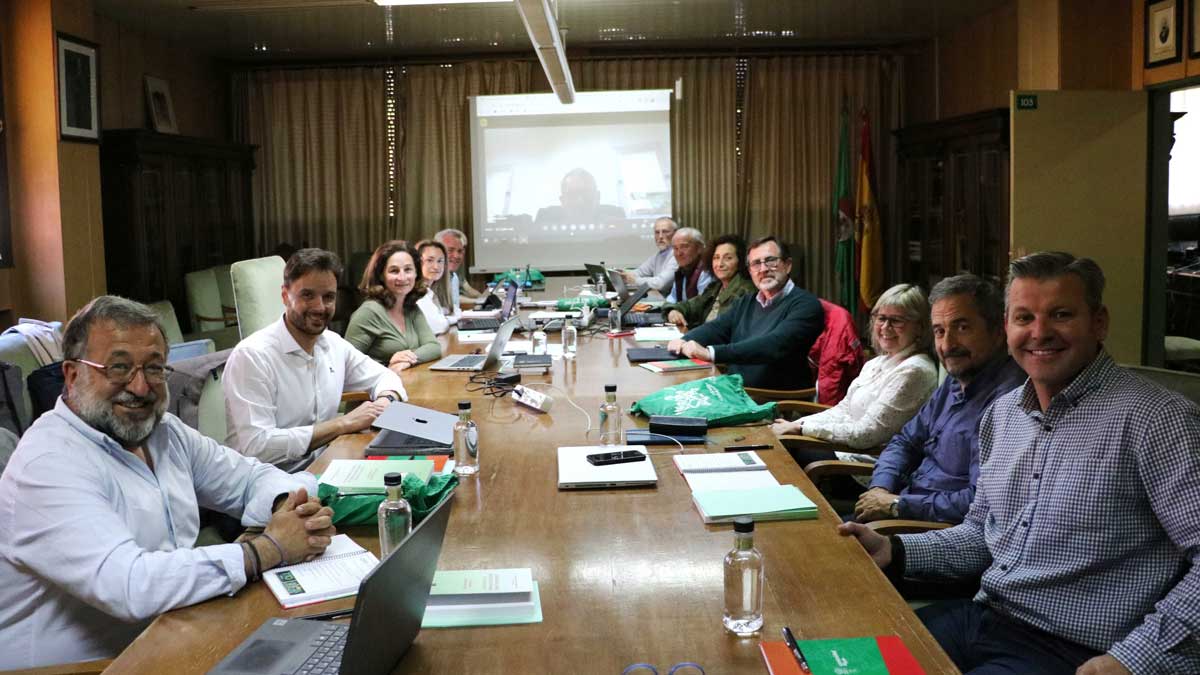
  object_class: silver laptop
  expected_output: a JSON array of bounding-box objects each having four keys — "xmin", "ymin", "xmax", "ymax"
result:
[
  {"xmin": 368, "ymin": 402, "xmax": 458, "ymax": 451},
  {"xmin": 208, "ymin": 491, "xmax": 455, "ymax": 675},
  {"xmin": 556, "ymin": 446, "xmax": 658, "ymax": 489},
  {"xmin": 429, "ymin": 316, "xmax": 518, "ymax": 371}
]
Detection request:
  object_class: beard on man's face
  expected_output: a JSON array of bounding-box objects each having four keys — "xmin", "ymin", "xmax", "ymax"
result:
[{"xmin": 69, "ymin": 373, "xmax": 168, "ymax": 448}]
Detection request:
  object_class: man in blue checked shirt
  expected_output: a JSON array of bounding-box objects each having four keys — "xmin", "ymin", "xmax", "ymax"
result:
[{"xmin": 841, "ymin": 251, "xmax": 1200, "ymax": 675}]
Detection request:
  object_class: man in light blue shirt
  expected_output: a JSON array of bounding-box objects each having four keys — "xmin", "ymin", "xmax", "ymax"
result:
[
  {"xmin": 620, "ymin": 216, "xmax": 679, "ymax": 296},
  {"xmin": 0, "ymin": 296, "xmax": 335, "ymax": 669}
]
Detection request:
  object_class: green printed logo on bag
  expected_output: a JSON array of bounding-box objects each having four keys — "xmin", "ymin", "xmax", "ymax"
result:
[{"xmin": 630, "ymin": 374, "xmax": 776, "ymax": 427}]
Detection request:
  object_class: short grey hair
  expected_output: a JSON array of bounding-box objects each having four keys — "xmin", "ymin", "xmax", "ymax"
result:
[
  {"xmin": 1007, "ymin": 251, "xmax": 1105, "ymax": 312},
  {"xmin": 653, "ymin": 217, "xmax": 678, "ymax": 231},
  {"xmin": 435, "ymin": 228, "xmax": 468, "ymax": 246},
  {"xmin": 673, "ymin": 227, "xmax": 704, "ymax": 248},
  {"xmin": 871, "ymin": 283, "xmax": 932, "ymax": 354},
  {"xmin": 929, "ymin": 274, "xmax": 1004, "ymax": 333},
  {"xmin": 63, "ymin": 296, "xmax": 168, "ymax": 361}
]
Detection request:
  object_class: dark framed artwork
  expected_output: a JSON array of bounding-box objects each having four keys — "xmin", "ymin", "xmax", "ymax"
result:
[
  {"xmin": 144, "ymin": 75, "xmax": 179, "ymax": 134},
  {"xmin": 1190, "ymin": 0, "xmax": 1200, "ymax": 58},
  {"xmin": 56, "ymin": 33, "xmax": 100, "ymax": 142},
  {"xmin": 1146, "ymin": 0, "xmax": 1184, "ymax": 67}
]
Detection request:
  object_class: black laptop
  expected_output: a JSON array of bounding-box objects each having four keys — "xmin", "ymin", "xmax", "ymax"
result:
[{"xmin": 207, "ymin": 491, "xmax": 455, "ymax": 675}]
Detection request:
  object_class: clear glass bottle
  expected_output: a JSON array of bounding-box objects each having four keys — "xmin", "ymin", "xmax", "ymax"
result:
[
  {"xmin": 723, "ymin": 517, "xmax": 764, "ymax": 635},
  {"xmin": 377, "ymin": 472, "xmax": 412, "ymax": 559},
  {"xmin": 608, "ymin": 300, "xmax": 622, "ymax": 333},
  {"xmin": 596, "ymin": 261, "xmax": 608, "ymax": 296},
  {"xmin": 561, "ymin": 321, "xmax": 578, "ymax": 359},
  {"xmin": 452, "ymin": 400, "xmax": 479, "ymax": 476},
  {"xmin": 598, "ymin": 384, "xmax": 623, "ymax": 445},
  {"xmin": 531, "ymin": 320, "xmax": 547, "ymax": 355}
]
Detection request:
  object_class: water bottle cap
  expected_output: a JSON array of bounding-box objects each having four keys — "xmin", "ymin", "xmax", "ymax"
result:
[
  {"xmin": 604, "ymin": 384, "xmax": 617, "ymax": 392},
  {"xmin": 384, "ymin": 472, "xmax": 403, "ymax": 486},
  {"xmin": 458, "ymin": 400, "xmax": 471, "ymax": 410},
  {"xmin": 733, "ymin": 516, "xmax": 754, "ymax": 533}
]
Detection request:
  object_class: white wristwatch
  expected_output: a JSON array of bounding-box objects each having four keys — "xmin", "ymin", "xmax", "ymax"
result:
[{"xmin": 889, "ymin": 498, "xmax": 901, "ymax": 518}]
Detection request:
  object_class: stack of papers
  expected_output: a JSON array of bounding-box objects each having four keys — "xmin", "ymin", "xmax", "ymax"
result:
[
  {"xmin": 634, "ymin": 326, "xmax": 684, "ymax": 342},
  {"xmin": 457, "ymin": 331, "xmax": 498, "ymax": 343},
  {"xmin": 639, "ymin": 358, "xmax": 712, "ymax": 374},
  {"xmin": 674, "ymin": 451, "xmax": 780, "ymax": 494},
  {"xmin": 423, "ymin": 568, "xmax": 544, "ymax": 627},
  {"xmin": 692, "ymin": 485, "xmax": 818, "ymax": 523},
  {"xmin": 319, "ymin": 459, "xmax": 435, "ymax": 493}
]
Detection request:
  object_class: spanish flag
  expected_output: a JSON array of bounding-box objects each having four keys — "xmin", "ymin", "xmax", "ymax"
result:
[{"xmin": 856, "ymin": 109, "xmax": 883, "ymax": 312}]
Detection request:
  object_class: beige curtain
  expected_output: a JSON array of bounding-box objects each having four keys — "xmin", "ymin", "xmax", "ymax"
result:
[
  {"xmin": 740, "ymin": 55, "xmax": 901, "ymax": 302},
  {"xmin": 573, "ymin": 58, "xmax": 738, "ymax": 239},
  {"xmin": 398, "ymin": 61, "xmax": 533, "ymax": 242},
  {"xmin": 234, "ymin": 67, "xmax": 391, "ymax": 257}
]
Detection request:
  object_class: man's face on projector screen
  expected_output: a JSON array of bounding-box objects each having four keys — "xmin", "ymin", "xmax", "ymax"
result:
[{"xmin": 559, "ymin": 171, "xmax": 601, "ymax": 217}]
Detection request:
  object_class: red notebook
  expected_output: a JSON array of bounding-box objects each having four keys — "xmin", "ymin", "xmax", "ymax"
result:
[{"xmin": 760, "ymin": 636, "xmax": 925, "ymax": 675}]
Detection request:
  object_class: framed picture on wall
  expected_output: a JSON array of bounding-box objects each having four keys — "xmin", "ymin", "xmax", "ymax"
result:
[
  {"xmin": 56, "ymin": 33, "xmax": 99, "ymax": 142},
  {"xmin": 144, "ymin": 76, "xmax": 179, "ymax": 134},
  {"xmin": 1190, "ymin": 0, "xmax": 1200, "ymax": 57}
]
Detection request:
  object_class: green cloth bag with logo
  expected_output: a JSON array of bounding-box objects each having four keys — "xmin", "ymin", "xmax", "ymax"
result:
[
  {"xmin": 317, "ymin": 472, "xmax": 458, "ymax": 527},
  {"xmin": 556, "ymin": 296, "xmax": 608, "ymax": 310},
  {"xmin": 493, "ymin": 267, "xmax": 545, "ymax": 286},
  {"xmin": 630, "ymin": 374, "xmax": 777, "ymax": 427}
]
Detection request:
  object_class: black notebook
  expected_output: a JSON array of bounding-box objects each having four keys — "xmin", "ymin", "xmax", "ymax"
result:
[{"xmin": 626, "ymin": 347, "xmax": 678, "ymax": 363}]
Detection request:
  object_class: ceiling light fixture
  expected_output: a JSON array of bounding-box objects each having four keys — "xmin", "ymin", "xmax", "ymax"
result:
[{"xmin": 515, "ymin": 0, "xmax": 575, "ymax": 104}]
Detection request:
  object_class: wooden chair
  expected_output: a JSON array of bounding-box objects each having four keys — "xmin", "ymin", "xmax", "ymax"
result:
[
  {"xmin": 744, "ymin": 386, "xmax": 815, "ymax": 404},
  {"xmin": 802, "ymin": 459, "xmax": 951, "ymax": 535}
]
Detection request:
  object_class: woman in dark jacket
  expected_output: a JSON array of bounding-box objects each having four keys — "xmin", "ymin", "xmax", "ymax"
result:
[{"xmin": 662, "ymin": 234, "xmax": 755, "ymax": 331}]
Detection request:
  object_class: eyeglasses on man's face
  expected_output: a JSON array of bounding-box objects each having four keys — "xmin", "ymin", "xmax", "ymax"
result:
[
  {"xmin": 72, "ymin": 359, "xmax": 174, "ymax": 385},
  {"xmin": 747, "ymin": 256, "xmax": 783, "ymax": 271}
]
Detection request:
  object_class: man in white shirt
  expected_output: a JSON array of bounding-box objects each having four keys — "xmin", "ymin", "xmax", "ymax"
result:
[
  {"xmin": 663, "ymin": 227, "xmax": 715, "ymax": 303},
  {"xmin": 224, "ymin": 248, "xmax": 407, "ymax": 472},
  {"xmin": 0, "ymin": 296, "xmax": 333, "ymax": 669},
  {"xmin": 620, "ymin": 216, "xmax": 679, "ymax": 295},
  {"xmin": 436, "ymin": 228, "xmax": 481, "ymax": 305}
]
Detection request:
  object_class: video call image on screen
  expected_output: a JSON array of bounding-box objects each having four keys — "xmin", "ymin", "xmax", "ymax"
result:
[{"xmin": 469, "ymin": 90, "xmax": 673, "ymax": 271}]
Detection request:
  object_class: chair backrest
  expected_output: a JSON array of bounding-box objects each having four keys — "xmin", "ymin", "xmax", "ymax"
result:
[
  {"xmin": 147, "ymin": 300, "xmax": 186, "ymax": 346},
  {"xmin": 197, "ymin": 365, "xmax": 228, "ymax": 443},
  {"xmin": 184, "ymin": 268, "xmax": 226, "ymax": 332},
  {"xmin": 0, "ymin": 322, "xmax": 62, "ymax": 430},
  {"xmin": 213, "ymin": 264, "xmax": 238, "ymax": 327},
  {"xmin": 231, "ymin": 256, "xmax": 286, "ymax": 339},
  {"xmin": 1123, "ymin": 364, "xmax": 1200, "ymax": 406}
]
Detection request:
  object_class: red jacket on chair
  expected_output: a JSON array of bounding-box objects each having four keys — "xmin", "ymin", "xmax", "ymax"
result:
[{"xmin": 808, "ymin": 299, "xmax": 865, "ymax": 405}]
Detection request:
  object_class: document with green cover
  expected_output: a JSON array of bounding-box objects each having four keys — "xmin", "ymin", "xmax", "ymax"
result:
[
  {"xmin": 422, "ymin": 568, "xmax": 543, "ymax": 628},
  {"xmin": 691, "ymin": 485, "xmax": 818, "ymax": 523},
  {"xmin": 319, "ymin": 459, "xmax": 435, "ymax": 494}
]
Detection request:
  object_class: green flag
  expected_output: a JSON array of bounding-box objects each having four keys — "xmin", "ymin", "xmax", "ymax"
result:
[{"xmin": 833, "ymin": 100, "xmax": 856, "ymax": 311}]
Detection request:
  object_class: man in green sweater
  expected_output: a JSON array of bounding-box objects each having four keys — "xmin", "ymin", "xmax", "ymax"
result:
[{"xmin": 668, "ymin": 237, "xmax": 824, "ymax": 390}]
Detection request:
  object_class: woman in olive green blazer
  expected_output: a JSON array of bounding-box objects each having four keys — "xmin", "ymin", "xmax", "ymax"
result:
[
  {"xmin": 662, "ymin": 234, "xmax": 756, "ymax": 331},
  {"xmin": 346, "ymin": 240, "xmax": 442, "ymax": 374}
]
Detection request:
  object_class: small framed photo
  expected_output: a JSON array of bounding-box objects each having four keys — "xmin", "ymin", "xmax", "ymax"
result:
[
  {"xmin": 56, "ymin": 33, "xmax": 99, "ymax": 142},
  {"xmin": 145, "ymin": 75, "xmax": 179, "ymax": 134},
  {"xmin": 1146, "ymin": 0, "xmax": 1183, "ymax": 67}
]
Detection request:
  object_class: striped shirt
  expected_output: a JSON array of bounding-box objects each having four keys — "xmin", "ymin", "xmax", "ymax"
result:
[{"xmin": 900, "ymin": 352, "xmax": 1200, "ymax": 673}]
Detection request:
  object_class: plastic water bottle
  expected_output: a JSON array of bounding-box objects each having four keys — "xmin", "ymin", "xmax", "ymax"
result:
[
  {"xmin": 723, "ymin": 517, "xmax": 764, "ymax": 635},
  {"xmin": 597, "ymin": 261, "xmax": 608, "ymax": 296},
  {"xmin": 531, "ymin": 321, "xmax": 547, "ymax": 355},
  {"xmin": 452, "ymin": 401, "xmax": 479, "ymax": 476},
  {"xmin": 598, "ymin": 384, "xmax": 622, "ymax": 445},
  {"xmin": 377, "ymin": 472, "xmax": 412, "ymax": 559},
  {"xmin": 561, "ymin": 321, "xmax": 578, "ymax": 359},
  {"xmin": 608, "ymin": 301, "xmax": 622, "ymax": 334}
]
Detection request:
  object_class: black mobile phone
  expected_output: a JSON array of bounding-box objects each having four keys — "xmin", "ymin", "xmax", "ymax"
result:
[{"xmin": 586, "ymin": 450, "xmax": 647, "ymax": 466}]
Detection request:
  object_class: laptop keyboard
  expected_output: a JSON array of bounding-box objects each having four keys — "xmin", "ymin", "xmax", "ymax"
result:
[
  {"xmin": 450, "ymin": 354, "xmax": 486, "ymax": 368},
  {"xmin": 459, "ymin": 318, "xmax": 500, "ymax": 331},
  {"xmin": 295, "ymin": 623, "xmax": 348, "ymax": 675}
]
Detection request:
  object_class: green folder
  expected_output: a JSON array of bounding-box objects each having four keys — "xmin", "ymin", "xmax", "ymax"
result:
[
  {"xmin": 318, "ymin": 459, "xmax": 434, "ymax": 494},
  {"xmin": 691, "ymin": 485, "xmax": 818, "ymax": 523}
]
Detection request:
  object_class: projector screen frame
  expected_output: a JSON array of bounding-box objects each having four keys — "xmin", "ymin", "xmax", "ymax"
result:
[{"xmin": 467, "ymin": 89, "xmax": 675, "ymax": 274}]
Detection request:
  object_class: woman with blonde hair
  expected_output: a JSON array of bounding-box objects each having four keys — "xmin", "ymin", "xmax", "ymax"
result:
[
  {"xmin": 772, "ymin": 283, "xmax": 937, "ymax": 459},
  {"xmin": 345, "ymin": 240, "xmax": 441, "ymax": 374},
  {"xmin": 414, "ymin": 239, "xmax": 461, "ymax": 335}
]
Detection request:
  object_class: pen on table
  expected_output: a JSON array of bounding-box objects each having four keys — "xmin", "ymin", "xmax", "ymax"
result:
[
  {"xmin": 724, "ymin": 443, "xmax": 772, "ymax": 452},
  {"xmin": 781, "ymin": 626, "xmax": 811, "ymax": 673}
]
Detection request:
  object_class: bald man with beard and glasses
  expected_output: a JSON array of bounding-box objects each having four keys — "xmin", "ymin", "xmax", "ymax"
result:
[
  {"xmin": 620, "ymin": 216, "xmax": 679, "ymax": 296},
  {"xmin": 0, "ymin": 296, "xmax": 333, "ymax": 670},
  {"xmin": 224, "ymin": 248, "xmax": 406, "ymax": 473}
]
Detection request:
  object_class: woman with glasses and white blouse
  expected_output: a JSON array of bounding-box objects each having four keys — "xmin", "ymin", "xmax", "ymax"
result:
[
  {"xmin": 771, "ymin": 283, "xmax": 938, "ymax": 463},
  {"xmin": 414, "ymin": 239, "xmax": 461, "ymax": 335}
]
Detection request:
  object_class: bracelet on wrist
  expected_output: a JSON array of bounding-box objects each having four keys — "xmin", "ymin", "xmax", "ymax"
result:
[
  {"xmin": 260, "ymin": 532, "xmax": 289, "ymax": 567},
  {"xmin": 243, "ymin": 541, "xmax": 261, "ymax": 582}
]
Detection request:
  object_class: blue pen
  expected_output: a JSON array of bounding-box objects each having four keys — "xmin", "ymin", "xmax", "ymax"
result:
[{"xmin": 781, "ymin": 626, "xmax": 811, "ymax": 673}]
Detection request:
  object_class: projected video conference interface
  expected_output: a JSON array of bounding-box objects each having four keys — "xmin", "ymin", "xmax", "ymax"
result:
[{"xmin": 469, "ymin": 90, "xmax": 673, "ymax": 272}]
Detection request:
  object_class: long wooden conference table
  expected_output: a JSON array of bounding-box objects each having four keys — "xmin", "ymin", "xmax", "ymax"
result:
[{"xmin": 106, "ymin": 322, "xmax": 958, "ymax": 674}]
